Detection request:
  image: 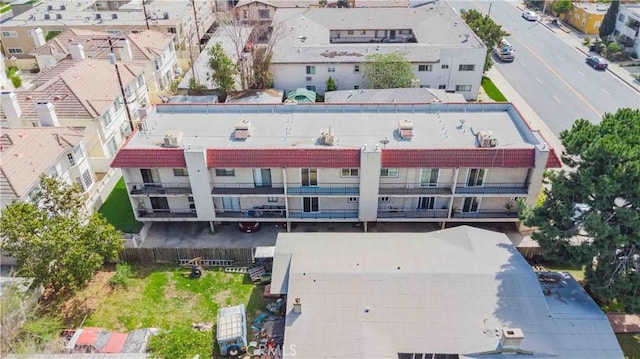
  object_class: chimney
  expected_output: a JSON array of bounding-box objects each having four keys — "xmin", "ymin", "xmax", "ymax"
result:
[
  {"xmin": 29, "ymin": 27, "xmax": 46, "ymax": 48},
  {"xmin": 500, "ymin": 328, "xmax": 524, "ymax": 350},
  {"xmin": 1, "ymin": 92, "xmax": 22, "ymax": 127},
  {"xmin": 35, "ymin": 102, "xmax": 60, "ymax": 127},
  {"xmin": 69, "ymin": 43, "xmax": 86, "ymax": 61},
  {"xmin": 118, "ymin": 39, "xmax": 133, "ymax": 62},
  {"xmin": 293, "ymin": 298, "xmax": 302, "ymax": 314}
]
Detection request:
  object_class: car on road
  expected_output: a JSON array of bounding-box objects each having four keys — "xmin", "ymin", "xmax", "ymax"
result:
[
  {"xmin": 586, "ymin": 56, "xmax": 608, "ymax": 70},
  {"xmin": 238, "ymin": 222, "xmax": 261, "ymax": 233},
  {"xmin": 522, "ymin": 10, "xmax": 538, "ymax": 21}
]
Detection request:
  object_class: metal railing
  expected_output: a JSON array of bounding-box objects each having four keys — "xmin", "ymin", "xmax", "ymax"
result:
[
  {"xmin": 453, "ymin": 210, "xmax": 519, "ymax": 219},
  {"xmin": 287, "ymin": 184, "xmax": 359, "ymax": 195},
  {"xmin": 210, "ymin": 183, "xmax": 285, "ymax": 195},
  {"xmin": 137, "ymin": 208, "xmax": 197, "ymax": 218},
  {"xmin": 288, "ymin": 209, "xmax": 359, "ymax": 219},
  {"xmin": 377, "ymin": 209, "xmax": 449, "ymax": 218},
  {"xmin": 215, "ymin": 206, "xmax": 286, "ymax": 218},
  {"xmin": 378, "ymin": 184, "xmax": 452, "ymax": 195},
  {"xmin": 454, "ymin": 183, "xmax": 527, "ymax": 195},
  {"xmin": 130, "ymin": 182, "xmax": 192, "ymax": 195}
]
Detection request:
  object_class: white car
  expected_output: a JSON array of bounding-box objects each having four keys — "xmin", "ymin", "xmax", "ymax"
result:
[{"xmin": 522, "ymin": 10, "xmax": 538, "ymax": 21}]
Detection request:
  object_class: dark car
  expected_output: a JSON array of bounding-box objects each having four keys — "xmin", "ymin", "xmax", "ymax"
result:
[
  {"xmin": 238, "ymin": 222, "xmax": 260, "ymax": 233},
  {"xmin": 586, "ymin": 56, "xmax": 608, "ymax": 70}
]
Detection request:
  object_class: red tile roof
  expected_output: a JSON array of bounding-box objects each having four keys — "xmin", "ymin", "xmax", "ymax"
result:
[
  {"xmin": 546, "ymin": 148, "xmax": 562, "ymax": 168},
  {"xmin": 110, "ymin": 148, "xmax": 186, "ymax": 168},
  {"xmin": 381, "ymin": 149, "xmax": 536, "ymax": 168},
  {"xmin": 207, "ymin": 149, "xmax": 361, "ymax": 168}
]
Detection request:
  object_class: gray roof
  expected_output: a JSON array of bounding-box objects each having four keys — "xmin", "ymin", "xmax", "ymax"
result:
[
  {"xmin": 324, "ymin": 88, "xmax": 466, "ymax": 103},
  {"xmin": 127, "ymin": 103, "xmax": 541, "ymax": 151},
  {"xmin": 167, "ymin": 95, "xmax": 219, "ymax": 104},
  {"xmin": 225, "ymin": 89, "xmax": 285, "ymax": 104},
  {"xmin": 271, "ymin": 3, "xmax": 484, "ymax": 64},
  {"xmin": 271, "ymin": 226, "xmax": 623, "ymax": 359}
]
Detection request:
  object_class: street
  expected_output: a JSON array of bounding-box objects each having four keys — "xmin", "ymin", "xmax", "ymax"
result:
[{"xmin": 457, "ymin": 0, "xmax": 640, "ymax": 135}]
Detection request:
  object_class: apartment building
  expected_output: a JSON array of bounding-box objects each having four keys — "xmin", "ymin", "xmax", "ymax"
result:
[
  {"xmin": 110, "ymin": 102, "xmax": 561, "ymax": 232},
  {"xmin": 30, "ymin": 28, "xmax": 178, "ymax": 97},
  {"xmin": 0, "ymin": 0, "xmax": 219, "ymax": 69},
  {"xmin": 615, "ymin": 4, "xmax": 640, "ymax": 55},
  {"xmin": 0, "ymin": 51, "xmax": 149, "ymax": 174},
  {"xmin": 269, "ymin": 3, "xmax": 486, "ymax": 100},
  {"xmin": 0, "ymin": 127, "xmax": 94, "ymax": 211},
  {"xmin": 566, "ymin": 2, "xmax": 607, "ymax": 35}
]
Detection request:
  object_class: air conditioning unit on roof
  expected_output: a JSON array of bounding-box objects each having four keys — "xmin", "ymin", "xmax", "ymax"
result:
[
  {"xmin": 476, "ymin": 130, "xmax": 497, "ymax": 148},
  {"xmin": 319, "ymin": 127, "xmax": 335, "ymax": 146},
  {"xmin": 163, "ymin": 131, "xmax": 183, "ymax": 148}
]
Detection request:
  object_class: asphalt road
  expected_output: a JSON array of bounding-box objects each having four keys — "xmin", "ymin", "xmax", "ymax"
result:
[{"xmin": 455, "ymin": 1, "xmax": 640, "ymax": 135}]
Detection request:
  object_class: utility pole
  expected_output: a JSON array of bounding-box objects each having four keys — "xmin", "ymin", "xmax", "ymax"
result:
[
  {"xmin": 488, "ymin": 2, "xmax": 493, "ymax": 17},
  {"xmin": 106, "ymin": 37, "xmax": 136, "ymax": 133},
  {"xmin": 190, "ymin": 0, "xmax": 203, "ymax": 53},
  {"xmin": 541, "ymin": 0, "xmax": 547, "ymax": 21},
  {"xmin": 142, "ymin": 0, "xmax": 150, "ymax": 30}
]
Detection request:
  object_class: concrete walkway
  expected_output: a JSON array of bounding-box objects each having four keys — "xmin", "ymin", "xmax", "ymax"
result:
[{"xmin": 608, "ymin": 314, "xmax": 640, "ymax": 334}]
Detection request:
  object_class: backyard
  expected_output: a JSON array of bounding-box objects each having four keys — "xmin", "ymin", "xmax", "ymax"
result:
[{"xmin": 98, "ymin": 177, "xmax": 143, "ymax": 233}]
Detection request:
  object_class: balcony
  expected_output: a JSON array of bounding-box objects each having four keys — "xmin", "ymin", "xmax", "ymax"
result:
[
  {"xmin": 453, "ymin": 210, "xmax": 519, "ymax": 219},
  {"xmin": 378, "ymin": 184, "xmax": 452, "ymax": 195},
  {"xmin": 454, "ymin": 183, "xmax": 528, "ymax": 195},
  {"xmin": 215, "ymin": 206, "xmax": 286, "ymax": 218},
  {"xmin": 211, "ymin": 183, "xmax": 285, "ymax": 195},
  {"xmin": 137, "ymin": 208, "xmax": 197, "ymax": 218},
  {"xmin": 288, "ymin": 209, "xmax": 359, "ymax": 219},
  {"xmin": 287, "ymin": 184, "xmax": 359, "ymax": 195},
  {"xmin": 130, "ymin": 183, "xmax": 192, "ymax": 195},
  {"xmin": 377, "ymin": 209, "xmax": 449, "ymax": 218}
]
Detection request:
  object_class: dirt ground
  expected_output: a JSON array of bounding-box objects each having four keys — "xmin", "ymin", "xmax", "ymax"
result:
[{"xmin": 59, "ymin": 269, "xmax": 116, "ymax": 327}]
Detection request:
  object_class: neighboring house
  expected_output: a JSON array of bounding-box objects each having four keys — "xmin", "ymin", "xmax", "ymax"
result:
[
  {"xmin": 30, "ymin": 28, "xmax": 178, "ymax": 99},
  {"xmin": 615, "ymin": 4, "xmax": 640, "ymax": 55},
  {"xmin": 269, "ymin": 4, "xmax": 486, "ymax": 100},
  {"xmin": 0, "ymin": 55, "xmax": 9, "ymax": 90},
  {"xmin": 566, "ymin": 2, "xmax": 608, "ymax": 35},
  {"xmin": 233, "ymin": 0, "xmax": 319, "ymax": 25},
  {"xmin": 0, "ymin": 127, "xmax": 94, "ymax": 211},
  {"xmin": 0, "ymin": 0, "xmax": 219, "ymax": 69},
  {"xmin": 325, "ymin": 88, "xmax": 466, "ymax": 103},
  {"xmin": 269, "ymin": 226, "xmax": 624, "ymax": 358},
  {"xmin": 110, "ymin": 102, "xmax": 561, "ymax": 232}
]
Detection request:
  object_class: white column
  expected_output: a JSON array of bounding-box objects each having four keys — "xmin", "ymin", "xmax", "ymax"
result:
[
  {"xmin": 526, "ymin": 143, "xmax": 550, "ymax": 206},
  {"xmin": 358, "ymin": 145, "xmax": 382, "ymax": 222},
  {"xmin": 184, "ymin": 147, "xmax": 216, "ymax": 221}
]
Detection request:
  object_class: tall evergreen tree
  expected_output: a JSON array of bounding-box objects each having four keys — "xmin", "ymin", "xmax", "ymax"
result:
[{"xmin": 600, "ymin": 0, "xmax": 620, "ymax": 39}]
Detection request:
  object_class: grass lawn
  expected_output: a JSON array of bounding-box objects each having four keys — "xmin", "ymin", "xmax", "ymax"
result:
[
  {"xmin": 98, "ymin": 177, "xmax": 143, "ymax": 233},
  {"xmin": 0, "ymin": 5, "xmax": 10, "ymax": 14},
  {"xmin": 481, "ymin": 76, "xmax": 508, "ymax": 102},
  {"xmin": 617, "ymin": 333, "xmax": 640, "ymax": 359}
]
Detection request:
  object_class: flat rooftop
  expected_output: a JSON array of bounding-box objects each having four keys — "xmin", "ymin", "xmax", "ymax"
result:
[{"xmin": 127, "ymin": 103, "xmax": 543, "ymax": 150}]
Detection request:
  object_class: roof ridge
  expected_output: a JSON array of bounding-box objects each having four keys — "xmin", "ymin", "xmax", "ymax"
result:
[{"xmin": 59, "ymin": 76, "xmax": 98, "ymax": 117}]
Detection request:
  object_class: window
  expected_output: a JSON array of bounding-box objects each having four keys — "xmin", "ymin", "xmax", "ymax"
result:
[
  {"xmin": 301, "ymin": 168, "xmax": 318, "ymax": 186},
  {"xmin": 215, "ymin": 169, "xmax": 235, "ymax": 176},
  {"xmin": 347, "ymin": 30, "xmax": 354, "ymax": 35},
  {"xmin": 137, "ymin": 76, "xmax": 144, "ymax": 87},
  {"xmin": 361, "ymin": 30, "xmax": 366, "ymax": 35},
  {"xmin": 114, "ymin": 96, "xmax": 123, "ymax": 111},
  {"xmin": 594, "ymin": 21, "xmax": 601, "ymax": 28},
  {"xmin": 2, "ymin": 31, "xmax": 17, "ymax": 37},
  {"xmin": 258, "ymin": 9, "xmax": 269, "ymax": 18},
  {"xmin": 102, "ymin": 111, "xmax": 112, "ymax": 128},
  {"xmin": 306, "ymin": 85, "xmax": 316, "ymax": 91},
  {"xmin": 418, "ymin": 197, "xmax": 435, "ymax": 210},
  {"xmin": 73, "ymin": 145, "xmax": 84, "ymax": 160},
  {"xmin": 306, "ymin": 66, "xmax": 316, "ymax": 75},
  {"xmin": 328, "ymin": 65, "xmax": 336, "ymax": 73},
  {"xmin": 341, "ymin": 168, "xmax": 359, "ymax": 177},
  {"xmin": 354, "ymin": 65, "xmax": 360, "ymax": 73},
  {"xmin": 379, "ymin": 197, "xmax": 390, "ymax": 203},
  {"xmin": 8, "ymin": 48, "xmax": 23, "ymax": 54},
  {"xmin": 168, "ymin": 27, "xmax": 177, "ymax": 34},
  {"xmin": 438, "ymin": 84, "xmax": 446, "ymax": 89},
  {"xmin": 106, "ymin": 29, "xmax": 123, "ymax": 35},
  {"xmin": 67, "ymin": 153, "xmax": 76, "ymax": 166},
  {"xmin": 462, "ymin": 197, "xmax": 480, "ymax": 213},
  {"xmin": 82, "ymin": 169, "xmax": 93, "ymax": 189},
  {"xmin": 618, "ymin": 13, "xmax": 625, "ymax": 22},
  {"xmin": 302, "ymin": 197, "xmax": 319, "ymax": 212},
  {"xmin": 348, "ymin": 197, "xmax": 358, "ymax": 203},
  {"xmin": 173, "ymin": 168, "xmax": 189, "ymax": 176},
  {"xmin": 267, "ymin": 197, "xmax": 278, "ymax": 203},
  {"xmin": 458, "ymin": 64, "xmax": 475, "ymax": 71},
  {"xmin": 455, "ymin": 85, "xmax": 472, "ymax": 92},
  {"xmin": 420, "ymin": 168, "xmax": 439, "ymax": 187},
  {"xmin": 107, "ymin": 137, "xmax": 118, "ymax": 156},
  {"xmin": 75, "ymin": 177, "xmax": 84, "ymax": 191},
  {"xmin": 48, "ymin": 165, "xmax": 59, "ymax": 178},
  {"xmin": 380, "ymin": 168, "xmax": 398, "ymax": 177},
  {"xmin": 441, "ymin": 64, "xmax": 449, "ymax": 69},
  {"xmin": 243, "ymin": 10, "xmax": 249, "ymax": 18},
  {"xmin": 188, "ymin": 196, "xmax": 195, "ymax": 209},
  {"xmin": 418, "ymin": 64, "xmax": 432, "ymax": 72},
  {"xmin": 354, "ymin": 85, "xmax": 360, "ymax": 89},
  {"xmin": 467, "ymin": 168, "xmax": 485, "ymax": 186}
]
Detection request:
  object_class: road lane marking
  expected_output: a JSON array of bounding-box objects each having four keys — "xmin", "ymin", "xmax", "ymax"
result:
[
  {"xmin": 553, "ymin": 96, "xmax": 561, "ymax": 104},
  {"xmin": 577, "ymin": 70, "xmax": 584, "ymax": 77},
  {"xmin": 602, "ymin": 89, "xmax": 610, "ymax": 96},
  {"xmin": 520, "ymin": 61, "xmax": 527, "ymax": 67},
  {"xmin": 556, "ymin": 55, "xmax": 565, "ymax": 61},
  {"xmin": 536, "ymin": 77, "xmax": 543, "ymax": 84}
]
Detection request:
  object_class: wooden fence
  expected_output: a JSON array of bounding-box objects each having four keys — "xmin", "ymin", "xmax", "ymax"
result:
[
  {"xmin": 119, "ymin": 247, "xmax": 255, "ymax": 265},
  {"xmin": 517, "ymin": 246, "xmax": 542, "ymax": 259}
]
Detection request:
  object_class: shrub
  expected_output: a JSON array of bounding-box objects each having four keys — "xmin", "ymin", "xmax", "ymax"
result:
[
  {"xmin": 582, "ymin": 36, "xmax": 592, "ymax": 47},
  {"xmin": 109, "ymin": 263, "xmax": 133, "ymax": 287},
  {"xmin": 10, "ymin": 75, "xmax": 22, "ymax": 88}
]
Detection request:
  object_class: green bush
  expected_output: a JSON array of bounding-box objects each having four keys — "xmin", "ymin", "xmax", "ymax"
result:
[
  {"xmin": 109, "ymin": 263, "xmax": 133, "ymax": 287},
  {"xmin": 147, "ymin": 327, "xmax": 212, "ymax": 359},
  {"xmin": 10, "ymin": 76, "xmax": 22, "ymax": 88}
]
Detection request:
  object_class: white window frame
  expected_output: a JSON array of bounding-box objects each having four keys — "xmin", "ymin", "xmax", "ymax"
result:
[
  {"xmin": 267, "ymin": 196, "xmax": 278, "ymax": 203},
  {"xmin": 341, "ymin": 168, "xmax": 359, "ymax": 177},
  {"xmin": 301, "ymin": 168, "xmax": 318, "ymax": 186},
  {"xmin": 215, "ymin": 168, "xmax": 235, "ymax": 176},
  {"xmin": 420, "ymin": 168, "xmax": 439, "ymax": 187},
  {"xmin": 462, "ymin": 197, "xmax": 481, "ymax": 213},
  {"xmin": 2, "ymin": 31, "xmax": 17, "ymax": 37},
  {"xmin": 458, "ymin": 64, "xmax": 475, "ymax": 71},
  {"xmin": 418, "ymin": 64, "xmax": 432, "ymax": 72},
  {"xmin": 7, "ymin": 48, "xmax": 23, "ymax": 54},
  {"xmin": 306, "ymin": 65, "xmax": 316, "ymax": 75},
  {"xmin": 466, "ymin": 168, "xmax": 486, "ymax": 187},
  {"xmin": 354, "ymin": 64, "xmax": 360, "ymax": 73},
  {"xmin": 82, "ymin": 169, "xmax": 93, "ymax": 189},
  {"xmin": 455, "ymin": 85, "xmax": 472, "ymax": 92},
  {"xmin": 380, "ymin": 168, "xmax": 399, "ymax": 177},
  {"xmin": 173, "ymin": 168, "xmax": 189, "ymax": 176},
  {"xmin": 328, "ymin": 65, "xmax": 336, "ymax": 73},
  {"xmin": 302, "ymin": 197, "xmax": 319, "ymax": 212}
]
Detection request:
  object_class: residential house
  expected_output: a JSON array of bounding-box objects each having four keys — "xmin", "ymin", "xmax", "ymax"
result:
[
  {"xmin": 233, "ymin": 0, "xmax": 319, "ymax": 25},
  {"xmin": 0, "ymin": 0, "xmax": 219, "ymax": 69},
  {"xmin": 30, "ymin": 28, "xmax": 178, "ymax": 101},
  {"xmin": 110, "ymin": 102, "xmax": 561, "ymax": 232},
  {"xmin": 269, "ymin": 226, "xmax": 624, "ymax": 358},
  {"xmin": 269, "ymin": 4, "xmax": 486, "ymax": 100},
  {"xmin": 566, "ymin": 2, "xmax": 608, "ymax": 35},
  {"xmin": 615, "ymin": 4, "xmax": 640, "ymax": 55},
  {"xmin": 0, "ymin": 127, "xmax": 95, "ymax": 211}
]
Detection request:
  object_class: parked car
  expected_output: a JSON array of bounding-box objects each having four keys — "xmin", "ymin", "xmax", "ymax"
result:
[
  {"xmin": 586, "ymin": 56, "xmax": 608, "ymax": 70},
  {"xmin": 522, "ymin": 10, "xmax": 537, "ymax": 21},
  {"xmin": 238, "ymin": 222, "xmax": 261, "ymax": 233}
]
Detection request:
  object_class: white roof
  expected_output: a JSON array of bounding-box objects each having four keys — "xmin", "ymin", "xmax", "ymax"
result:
[{"xmin": 271, "ymin": 226, "xmax": 623, "ymax": 359}]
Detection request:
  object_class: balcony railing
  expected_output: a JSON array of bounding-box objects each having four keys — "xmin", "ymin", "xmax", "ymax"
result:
[
  {"xmin": 287, "ymin": 184, "xmax": 359, "ymax": 195},
  {"xmin": 378, "ymin": 184, "xmax": 452, "ymax": 195},
  {"xmin": 211, "ymin": 183, "xmax": 285, "ymax": 195},
  {"xmin": 137, "ymin": 208, "xmax": 197, "ymax": 218},
  {"xmin": 215, "ymin": 206, "xmax": 286, "ymax": 218},
  {"xmin": 377, "ymin": 209, "xmax": 449, "ymax": 218},
  {"xmin": 130, "ymin": 183, "xmax": 192, "ymax": 195},
  {"xmin": 454, "ymin": 183, "xmax": 527, "ymax": 195},
  {"xmin": 453, "ymin": 210, "xmax": 519, "ymax": 219},
  {"xmin": 288, "ymin": 209, "xmax": 359, "ymax": 219}
]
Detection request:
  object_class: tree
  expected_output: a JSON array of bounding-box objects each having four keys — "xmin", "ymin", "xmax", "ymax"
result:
[
  {"xmin": 206, "ymin": 42, "xmax": 237, "ymax": 100},
  {"xmin": 460, "ymin": 9, "xmax": 510, "ymax": 72},
  {"xmin": 600, "ymin": 0, "xmax": 620, "ymax": 39},
  {"xmin": 362, "ymin": 52, "xmax": 414, "ymax": 89},
  {"xmin": 552, "ymin": 0, "xmax": 572, "ymax": 19},
  {"xmin": 520, "ymin": 108, "xmax": 640, "ymax": 312},
  {"xmin": 326, "ymin": 76, "xmax": 337, "ymax": 92},
  {"xmin": 0, "ymin": 175, "xmax": 123, "ymax": 295}
]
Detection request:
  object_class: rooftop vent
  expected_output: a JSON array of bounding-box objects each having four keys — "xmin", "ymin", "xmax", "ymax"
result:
[
  {"xmin": 293, "ymin": 298, "xmax": 302, "ymax": 314},
  {"xmin": 319, "ymin": 127, "xmax": 335, "ymax": 146},
  {"xmin": 476, "ymin": 130, "xmax": 497, "ymax": 148},
  {"xmin": 500, "ymin": 328, "xmax": 524, "ymax": 349},
  {"xmin": 398, "ymin": 119, "xmax": 414, "ymax": 139},
  {"xmin": 234, "ymin": 119, "xmax": 251, "ymax": 140},
  {"xmin": 163, "ymin": 131, "xmax": 183, "ymax": 148}
]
